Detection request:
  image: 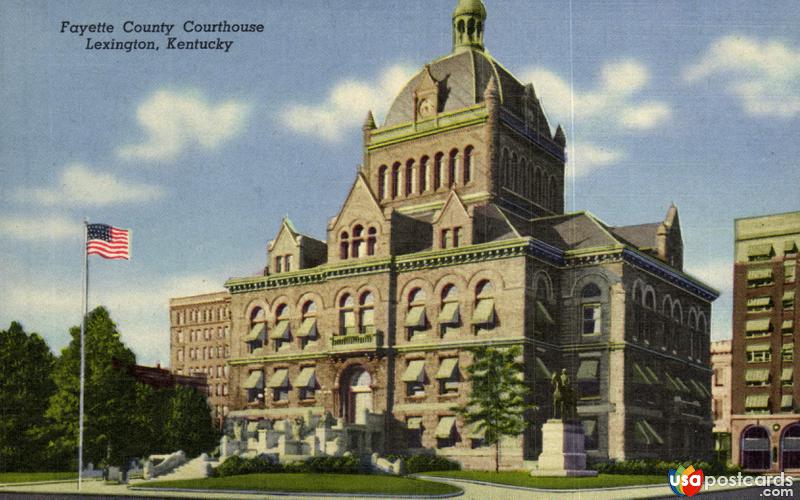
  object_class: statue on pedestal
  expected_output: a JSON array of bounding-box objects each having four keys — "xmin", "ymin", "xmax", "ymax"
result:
[{"xmin": 551, "ymin": 369, "xmax": 576, "ymax": 421}]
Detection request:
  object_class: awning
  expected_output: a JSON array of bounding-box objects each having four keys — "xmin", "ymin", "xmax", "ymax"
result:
[
  {"xmin": 665, "ymin": 373, "xmax": 682, "ymax": 393},
  {"xmin": 535, "ymin": 301, "xmax": 555, "ymax": 325},
  {"xmin": 404, "ymin": 305, "xmax": 427, "ymax": 328},
  {"xmin": 467, "ymin": 422, "xmax": 486, "ymax": 439},
  {"xmin": 689, "ymin": 379, "xmax": 707, "ymax": 398},
  {"xmin": 267, "ymin": 368, "xmax": 289, "ymax": 388},
  {"xmin": 535, "ymin": 357, "xmax": 551, "ymax": 379},
  {"xmin": 782, "ymin": 395, "xmax": 794, "ymax": 409},
  {"xmin": 577, "ymin": 359, "xmax": 599, "ymax": 380},
  {"xmin": 269, "ymin": 320, "xmax": 291, "ymax": 340},
  {"xmin": 641, "ymin": 420, "xmax": 663, "ymax": 445},
  {"xmin": 242, "ymin": 370, "xmax": 264, "ymax": 389},
  {"xmin": 746, "ymin": 318, "xmax": 772, "ymax": 332},
  {"xmin": 748, "ymin": 244, "xmax": 773, "ymax": 259},
  {"xmin": 746, "ymin": 343, "xmax": 771, "ymax": 352},
  {"xmin": 436, "ymin": 358, "xmax": 459, "ymax": 380},
  {"xmin": 782, "ymin": 367, "xmax": 793, "ymax": 382},
  {"xmin": 294, "ymin": 367, "xmax": 316, "ymax": 388},
  {"xmin": 784, "ymin": 320, "xmax": 794, "ymax": 331},
  {"xmin": 786, "ymin": 240, "xmax": 798, "ymax": 254},
  {"xmin": 633, "ymin": 363, "xmax": 652, "ymax": 385},
  {"xmin": 747, "ymin": 268, "xmax": 773, "ymax": 281},
  {"xmin": 435, "ymin": 416, "xmax": 456, "ymax": 438},
  {"xmin": 407, "ymin": 417, "xmax": 423, "ymax": 430},
  {"xmin": 635, "ymin": 420, "xmax": 663, "ymax": 445},
  {"xmin": 471, "ymin": 299, "xmax": 495, "ymax": 325},
  {"xmin": 745, "ymin": 369, "xmax": 770, "ymax": 383},
  {"xmin": 784, "ymin": 290, "xmax": 795, "ymax": 303},
  {"xmin": 745, "ymin": 393, "xmax": 769, "ymax": 409},
  {"xmin": 787, "ymin": 264, "xmax": 797, "ymax": 280},
  {"xmin": 783, "ymin": 343, "xmax": 794, "ymax": 353},
  {"xmin": 439, "ymin": 302, "xmax": 460, "ymax": 325},
  {"xmin": 297, "ymin": 318, "xmax": 317, "ymax": 338},
  {"xmin": 402, "ymin": 360, "xmax": 426, "ymax": 383},
  {"xmin": 747, "ymin": 296, "xmax": 772, "ymax": 307},
  {"xmin": 243, "ymin": 323, "xmax": 266, "ymax": 342},
  {"xmin": 675, "ymin": 376, "xmax": 691, "ymax": 393},
  {"xmin": 645, "ymin": 366, "xmax": 659, "ymax": 385}
]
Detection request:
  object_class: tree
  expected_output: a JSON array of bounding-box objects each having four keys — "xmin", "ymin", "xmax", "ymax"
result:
[
  {"xmin": 163, "ymin": 385, "xmax": 219, "ymax": 457},
  {"xmin": 46, "ymin": 307, "xmax": 139, "ymax": 469},
  {"xmin": 0, "ymin": 322, "xmax": 55, "ymax": 471},
  {"xmin": 452, "ymin": 345, "xmax": 537, "ymax": 472}
]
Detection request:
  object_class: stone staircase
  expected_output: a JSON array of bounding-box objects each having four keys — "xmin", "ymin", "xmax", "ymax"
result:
[{"xmin": 151, "ymin": 454, "xmax": 216, "ymax": 481}]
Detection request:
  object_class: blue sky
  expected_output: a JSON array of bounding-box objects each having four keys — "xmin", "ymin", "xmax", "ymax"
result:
[{"xmin": 1, "ymin": 0, "xmax": 799, "ymax": 364}]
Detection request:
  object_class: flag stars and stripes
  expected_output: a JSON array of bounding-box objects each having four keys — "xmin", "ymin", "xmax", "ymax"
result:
[{"xmin": 86, "ymin": 223, "xmax": 130, "ymax": 260}]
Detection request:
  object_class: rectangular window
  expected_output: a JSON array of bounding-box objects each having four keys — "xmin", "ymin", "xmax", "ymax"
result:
[
  {"xmin": 783, "ymin": 343, "xmax": 794, "ymax": 362},
  {"xmin": 785, "ymin": 263, "xmax": 796, "ymax": 283},
  {"xmin": 577, "ymin": 359, "xmax": 600, "ymax": 398},
  {"xmin": 299, "ymin": 387, "xmax": 315, "ymax": 400},
  {"xmin": 784, "ymin": 290, "xmax": 795, "ymax": 310},
  {"xmin": 273, "ymin": 388, "xmax": 289, "ymax": 402},
  {"xmin": 747, "ymin": 296, "xmax": 773, "ymax": 313},
  {"xmin": 745, "ymin": 368, "xmax": 770, "ymax": 387},
  {"xmin": 285, "ymin": 255, "xmax": 292, "ymax": 272},
  {"xmin": 441, "ymin": 229, "xmax": 451, "ymax": 249},
  {"xmin": 407, "ymin": 417, "xmax": 423, "ymax": 448},
  {"xmin": 275, "ymin": 257, "xmax": 282, "ymax": 273},
  {"xmin": 582, "ymin": 418, "xmax": 598, "ymax": 451},
  {"xmin": 436, "ymin": 358, "xmax": 460, "ymax": 395},
  {"xmin": 406, "ymin": 382, "xmax": 425, "ymax": 397},
  {"xmin": 453, "ymin": 227, "xmax": 461, "ymax": 247},
  {"xmin": 746, "ymin": 345, "xmax": 772, "ymax": 363},
  {"xmin": 582, "ymin": 304, "xmax": 601, "ymax": 335},
  {"xmin": 435, "ymin": 417, "xmax": 457, "ymax": 448},
  {"xmin": 747, "ymin": 268, "xmax": 774, "ymax": 288}
]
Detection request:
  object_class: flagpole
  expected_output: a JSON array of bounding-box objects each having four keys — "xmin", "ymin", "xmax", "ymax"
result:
[{"xmin": 78, "ymin": 220, "xmax": 89, "ymax": 490}]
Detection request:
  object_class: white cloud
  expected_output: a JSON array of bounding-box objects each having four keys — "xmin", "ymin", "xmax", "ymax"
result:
[
  {"xmin": 684, "ymin": 36, "xmax": 800, "ymax": 118},
  {"xmin": 567, "ymin": 142, "xmax": 625, "ymax": 178},
  {"xmin": 118, "ymin": 89, "xmax": 251, "ymax": 162},
  {"xmin": 685, "ymin": 258, "xmax": 733, "ymax": 341},
  {"xmin": 280, "ymin": 64, "xmax": 416, "ymax": 142},
  {"xmin": 0, "ymin": 214, "xmax": 83, "ymax": 241},
  {"xmin": 15, "ymin": 162, "xmax": 164, "ymax": 207},
  {"xmin": 523, "ymin": 60, "xmax": 671, "ymax": 132}
]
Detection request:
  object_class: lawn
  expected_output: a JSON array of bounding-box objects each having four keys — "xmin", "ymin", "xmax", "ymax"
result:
[
  {"xmin": 137, "ymin": 473, "xmax": 462, "ymax": 496},
  {"xmin": 0, "ymin": 472, "xmax": 77, "ymax": 483},
  {"xmin": 422, "ymin": 470, "xmax": 664, "ymax": 489}
]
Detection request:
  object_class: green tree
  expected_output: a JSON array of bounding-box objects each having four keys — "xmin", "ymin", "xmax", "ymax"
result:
[
  {"xmin": 452, "ymin": 345, "xmax": 537, "ymax": 472},
  {"xmin": 0, "ymin": 322, "xmax": 56, "ymax": 471},
  {"xmin": 46, "ymin": 307, "xmax": 139, "ymax": 469},
  {"xmin": 163, "ymin": 385, "xmax": 219, "ymax": 457}
]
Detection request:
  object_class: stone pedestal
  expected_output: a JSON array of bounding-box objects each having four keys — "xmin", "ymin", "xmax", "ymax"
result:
[{"xmin": 531, "ymin": 419, "xmax": 597, "ymax": 477}]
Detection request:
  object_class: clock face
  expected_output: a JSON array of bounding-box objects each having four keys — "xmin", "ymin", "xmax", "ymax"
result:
[{"xmin": 418, "ymin": 98, "xmax": 435, "ymax": 118}]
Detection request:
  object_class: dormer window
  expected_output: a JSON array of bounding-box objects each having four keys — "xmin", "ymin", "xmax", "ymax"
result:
[
  {"xmin": 352, "ymin": 225, "xmax": 364, "ymax": 258},
  {"xmin": 367, "ymin": 227, "xmax": 377, "ymax": 256},
  {"xmin": 340, "ymin": 231, "xmax": 349, "ymax": 260}
]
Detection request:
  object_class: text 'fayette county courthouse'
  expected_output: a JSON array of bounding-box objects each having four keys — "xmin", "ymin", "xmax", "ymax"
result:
[{"xmin": 169, "ymin": 0, "xmax": 718, "ymax": 469}]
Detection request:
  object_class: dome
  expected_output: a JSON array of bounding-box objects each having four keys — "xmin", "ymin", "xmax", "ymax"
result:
[{"xmin": 453, "ymin": 0, "xmax": 487, "ymax": 18}]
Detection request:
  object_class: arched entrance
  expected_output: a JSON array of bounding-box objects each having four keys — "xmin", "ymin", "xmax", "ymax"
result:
[
  {"xmin": 781, "ymin": 423, "xmax": 800, "ymax": 470},
  {"xmin": 741, "ymin": 426, "xmax": 771, "ymax": 470},
  {"xmin": 340, "ymin": 367, "xmax": 372, "ymax": 424}
]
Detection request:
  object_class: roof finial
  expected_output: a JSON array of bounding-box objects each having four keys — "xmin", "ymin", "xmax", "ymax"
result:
[
  {"xmin": 363, "ymin": 110, "xmax": 376, "ymax": 130},
  {"xmin": 452, "ymin": 0, "xmax": 487, "ymax": 53}
]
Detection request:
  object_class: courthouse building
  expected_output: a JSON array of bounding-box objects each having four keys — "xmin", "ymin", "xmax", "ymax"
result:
[
  {"xmin": 171, "ymin": 0, "xmax": 718, "ymax": 469},
  {"xmin": 730, "ymin": 211, "xmax": 800, "ymax": 472}
]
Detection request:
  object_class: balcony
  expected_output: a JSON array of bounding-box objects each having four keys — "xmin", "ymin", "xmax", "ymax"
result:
[{"xmin": 330, "ymin": 330, "xmax": 384, "ymax": 353}]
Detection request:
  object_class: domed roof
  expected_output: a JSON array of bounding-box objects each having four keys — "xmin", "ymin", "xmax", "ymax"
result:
[
  {"xmin": 453, "ymin": 0, "xmax": 487, "ymax": 18},
  {"xmin": 383, "ymin": 49, "xmax": 528, "ymax": 127}
]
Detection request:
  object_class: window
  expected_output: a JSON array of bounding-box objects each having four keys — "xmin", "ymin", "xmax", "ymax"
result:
[
  {"xmin": 746, "ymin": 344, "xmax": 771, "ymax": 363},
  {"xmin": 391, "ymin": 162, "xmax": 401, "ymax": 198},
  {"xmin": 472, "ymin": 280, "xmax": 496, "ymax": 334},
  {"xmin": 783, "ymin": 343, "xmax": 794, "ymax": 362},
  {"xmin": 378, "ymin": 165, "xmax": 387, "ymax": 200},
  {"xmin": 463, "ymin": 146, "xmax": 473, "ymax": 184},
  {"xmin": 284, "ymin": 255, "xmax": 292, "ymax": 272},
  {"xmin": 786, "ymin": 262, "xmax": 796, "ymax": 283},
  {"xmin": 577, "ymin": 358, "xmax": 600, "ymax": 398},
  {"xmin": 435, "ymin": 416, "xmax": 458, "ymax": 448},
  {"xmin": 747, "ymin": 296, "xmax": 772, "ymax": 313},
  {"xmin": 340, "ymin": 231, "xmax": 349, "ymax": 260},
  {"xmin": 746, "ymin": 318, "xmax": 772, "ymax": 338},
  {"xmin": 295, "ymin": 366, "xmax": 317, "ymax": 400},
  {"xmin": 405, "ymin": 159, "xmax": 414, "ymax": 196},
  {"xmin": 352, "ymin": 225, "xmax": 364, "ymax": 258},
  {"xmin": 275, "ymin": 256, "xmax": 282, "ymax": 273},
  {"xmin": 783, "ymin": 319, "xmax": 795, "ymax": 336},
  {"xmin": 271, "ymin": 304, "xmax": 292, "ymax": 351},
  {"xmin": 747, "ymin": 268, "xmax": 773, "ymax": 288},
  {"xmin": 782, "ymin": 367, "xmax": 793, "ymax": 387},
  {"xmin": 581, "ymin": 284, "xmax": 602, "ymax": 336},
  {"xmin": 448, "ymin": 149, "xmax": 458, "ymax": 187},
  {"xmin": 243, "ymin": 370, "xmax": 264, "ymax": 403},
  {"xmin": 403, "ymin": 359, "xmax": 427, "ymax": 397},
  {"xmin": 360, "ymin": 292, "xmax": 375, "ymax": 334},
  {"xmin": 783, "ymin": 290, "xmax": 795, "ymax": 310},
  {"xmin": 748, "ymin": 244, "xmax": 774, "ymax": 262},
  {"xmin": 339, "ymin": 294, "xmax": 356, "ymax": 335},
  {"xmin": 787, "ymin": 240, "xmax": 799, "ymax": 257},
  {"xmin": 433, "ymin": 152, "xmax": 443, "ymax": 190},
  {"xmin": 419, "ymin": 156, "xmax": 429, "ymax": 193},
  {"xmin": 439, "ymin": 285, "xmax": 460, "ymax": 337},
  {"xmin": 367, "ymin": 227, "xmax": 377, "ymax": 256},
  {"xmin": 745, "ymin": 394, "xmax": 770, "ymax": 414},
  {"xmin": 436, "ymin": 358, "xmax": 460, "ymax": 395},
  {"xmin": 745, "ymin": 368, "xmax": 770, "ymax": 387},
  {"xmin": 583, "ymin": 418, "xmax": 598, "ymax": 451},
  {"xmin": 405, "ymin": 288, "xmax": 428, "ymax": 340},
  {"xmin": 406, "ymin": 417, "xmax": 423, "ymax": 448},
  {"xmin": 244, "ymin": 307, "xmax": 267, "ymax": 354},
  {"xmin": 298, "ymin": 301, "xmax": 319, "ymax": 349},
  {"xmin": 713, "ymin": 368, "xmax": 725, "ymax": 387},
  {"xmin": 267, "ymin": 368, "xmax": 290, "ymax": 402},
  {"xmin": 441, "ymin": 229, "xmax": 450, "ymax": 249}
]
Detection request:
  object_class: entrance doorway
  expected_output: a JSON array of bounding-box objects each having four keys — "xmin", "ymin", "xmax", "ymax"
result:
[
  {"xmin": 781, "ymin": 424, "xmax": 800, "ymax": 470},
  {"xmin": 741, "ymin": 426, "xmax": 771, "ymax": 470},
  {"xmin": 341, "ymin": 367, "xmax": 372, "ymax": 424}
]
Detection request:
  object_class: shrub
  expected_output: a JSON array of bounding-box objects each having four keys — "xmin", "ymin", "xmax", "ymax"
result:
[
  {"xmin": 592, "ymin": 459, "xmax": 741, "ymax": 476},
  {"xmin": 213, "ymin": 455, "xmax": 282, "ymax": 477},
  {"xmin": 384, "ymin": 454, "xmax": 461, "ymax": 474},
  {"xmin": 213, "ymin": 454, "xmax": 363, "ymax": 477}
]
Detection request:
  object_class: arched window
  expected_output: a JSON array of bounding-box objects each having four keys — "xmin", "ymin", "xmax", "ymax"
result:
[
  {"xmin": 352, "ymin": 225, "xmax": 364, "ymax": 258},
  {"xmin": 419, "ymin": 156, "xmax": 429, "ymax": 193},
  {"xmin": 405, "ymin": 159, "xmax": 414, "ymax": 196},
  {"xmin": 405, "ymin": 288, "xmax": 428, "ymax": 340},
  {"xmin": 439, "ymin": 284, "xmax": 460, "ymax": 337},
  {"xmin": 340, "ymin": 231, "xmax": 349, "ymax": 260},
  {"xmin": 473, "ymin": 280, "xmax": 496, "ymax": 334},
  {"xmin": 340, "ymin": 294, "xmax": 356, "ymax": 335},
  {"xmin": 272, "ymin": 304, "xmax": 292, "ymax": 351},
  {"xmin": 299, "ymin": 300, "xmax": 318, "ymax": 348},
  {"xmin": 391, "ymin": 162, "xmax": 401, "ymax": 198},
  {"xmin": 448, "ymin": 148, "xmax": 458, "ymax": 187},
  {"xmin": 433, "ymin": 152, "xmax": 443, "ymax": 190},
  {"xmin": 360, "ymin": 292, "xmax": 375, "ymax": 334},
  {"xmin": 463, "ymin": 146, "xmax": 473, "ymax": 184},
  {"xmin": 367, "ymin": 227, "xmax": 377, "ymax": 256},
  {"xmin": 581, "ymin": 283, "xmax": 602, "ymax": 336},
  {"xmin": 378, "ymin": 165, "xmax": 387, "ymax": 200},
  {"xmin": 245, "ymin": 307, "xmax": 267, "ymax": 354},
  {"xmin": 534, "ymin": 276, "xmax": 554, "ymax": 339}
]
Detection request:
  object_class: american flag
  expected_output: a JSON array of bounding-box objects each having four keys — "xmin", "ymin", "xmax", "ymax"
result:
[{"xmin": 87, "ymin": 224, "xmax": 130, "ymax": 260}]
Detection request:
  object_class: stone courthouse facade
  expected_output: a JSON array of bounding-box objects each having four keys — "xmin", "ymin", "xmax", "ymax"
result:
[{"xmin": 173, "ymin": 0, "xmax": 719, "ymax": 469}]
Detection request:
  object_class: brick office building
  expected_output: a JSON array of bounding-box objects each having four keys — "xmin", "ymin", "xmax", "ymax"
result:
[
  {"xmin": 731, "ymin": 211, "xmax": 800, "ymax": 472},
  {"xmin": 711, "ymin": 339, "xmax": 732, "ymax": 462},
  {"xmin": 172, "ymin": 0, "xmax": 718, "ymax": 469}
]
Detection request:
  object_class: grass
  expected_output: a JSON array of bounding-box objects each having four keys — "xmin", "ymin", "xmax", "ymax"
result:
[
  {"xmin": 423, "ymin": 470, "xmax": 664, "ymax": 489},
  {"xmin": 137, "ymin": 473, "xmax": 461, "ymax": 496},
  {"xmin": 0, "ymin": 472, "xmax": 77, "ymax": 483}
]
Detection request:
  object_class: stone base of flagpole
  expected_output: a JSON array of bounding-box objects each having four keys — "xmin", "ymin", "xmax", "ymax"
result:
[{"xmin": 530, "ymin": 419, "xmax": 597, "ymax": 477}]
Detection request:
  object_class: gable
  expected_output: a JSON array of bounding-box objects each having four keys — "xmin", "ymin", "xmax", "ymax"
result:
[
  {"xmin": 329, "ymin": 173, "xmax": 385, "ymax": 231},
  {"xmin": 433, "ymin": 191, "xmax": 470, "ymax": 227}
]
